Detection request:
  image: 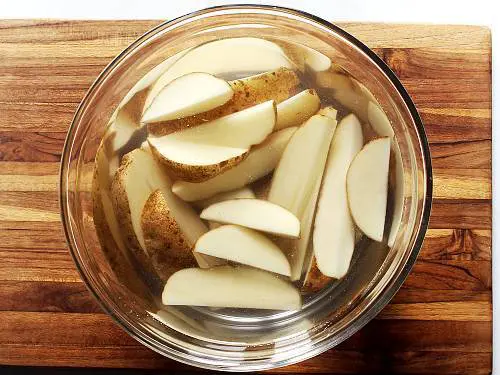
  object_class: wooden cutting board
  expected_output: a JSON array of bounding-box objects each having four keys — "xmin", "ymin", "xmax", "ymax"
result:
[{"xmin": 0, "ymin": 20, "xmax": 492, "ymax": 374}]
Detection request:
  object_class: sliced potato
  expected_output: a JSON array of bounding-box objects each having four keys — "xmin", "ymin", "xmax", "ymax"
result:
[
  {"xmin": 304, "ymin": 47, "xmax": 332, "ymax": 72},
  {"xmin": 268, "ymin": 114, "xmax": 336, "ymax": 218},
  {"xmin": 200, "ymin": 199, "xmax": 300, "ymax": 238},
  {"xmin": 195, "ymin": 225, "xmax": 291, "ymax": 276},
  {"xmin": 316, "ymin": 72, "xmax": 369, "ymax": 123},
  {"xmin": 148, "ymin": 68, "xmax": 299, "ymax": 136},
  {"xmin": 310, "ymin": 114, "xmax": 364, "ymax": 281},
  {"xmin": 144, "ymin": 37, "xmax": 293, "ymax": 112},
  {"xmin": 317, "ymin": 106, "xmax": 338, "ymax": 120},
  {"xmin": 111, "ymin": 148, "xmax": 218, "ymax": 279},
  {"xmin": 194, "ymin": 187, "xmax": 255, "ymax": 209},
  {"xmin": 388, "ymin": 145, "xmax": 405, "ymax": 248},
  {"xmin": 276, "ymin": 89, "xmax": 321, "ymax": 130},
  {"xmin": 142, "ymin": 72, "xmax": 234, "ymax": 124},
  {"xmin": 347, "ymin": 138, "xmax": 391, "ymax": 242},
  {"xmin": 92, "ymin": 161, "xmax": 132, "ymax": 277},
  {"xmin": 162, "ymin": 266, "xmax": 301, "ymax": 310},
  {"xmin": 172, "ymin": 127, "xmax": 297, "ymax": 201},
  {"xmin": 268, "ymin": 113, "xmax": 337, "ymax": 280},
  {"xmin": 274, "ymin": 40, "xmax": 331, "ymax": 73},
  {"xmin": 141, "ymin": 190, "xmax": 198, "ymax": 279},
  {"xmin": 367, "ymin": 101, "xmax": 395, "ymax": 138},
  {"xmin": 148, "ymin": 100, "xmax": 276, "ymax": 182}
]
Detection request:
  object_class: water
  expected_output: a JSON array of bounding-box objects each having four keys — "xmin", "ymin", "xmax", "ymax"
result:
[{"xmin": 92, "ymin": 37, "xmax": 401, "ymax": 344}]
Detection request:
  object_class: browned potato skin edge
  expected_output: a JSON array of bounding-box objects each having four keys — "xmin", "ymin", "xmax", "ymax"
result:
[
  {"xmin": 147, "ymin": 67, "xmax": 301, "ymax": 136},
  {"xmin": 302, "ymin": 256, "xmax": 331, "ymax": 293},
  {"xmin": 110, "ymin": 154, "xmax": 158, "ymax": 277},
  {"xmin": 141, "ymin": 189, "xmax": 197, "ymax": 281},
  {"xmin": 92, "ymin": 173, "xmax": 132, "ymax": 281},
  {"xmin": 149, "ymin": 144, "xmax": 249, "ymax": 183},
  {"xmin": 92, "ymin": 164, "xmax": 153, "ymax": 299}
]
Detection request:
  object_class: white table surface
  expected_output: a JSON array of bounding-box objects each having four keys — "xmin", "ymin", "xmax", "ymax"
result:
[{"xmin": 1, "ymin": 0, "xmax": 498, "ymax": 372}]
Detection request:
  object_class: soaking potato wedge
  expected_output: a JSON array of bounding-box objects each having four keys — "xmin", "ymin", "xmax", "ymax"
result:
[
  {"xmin": 147, "ymin": 68, "xmax": 300, "ymax": 136},
  {"xmin": 172, "ymin": 127, "xmax": 297, "ymax": 201},
  {"xmin": 142, "ymin": 72, "xmax": 234, "ymax": 124},
  {"xmin": 200, "ymin": 199, "xmax": 301, "ymax": 238},
  {"xmin": 148, "ymin": 100, "xmax": 276, "ymax": 182},
  {"xmin": 275, "ymin": 89, "xmax": 321, "ymax": 130},
  {"xmin": 144, "ymin": 37, "xmax": 293, "ymax": 113},
  {"xmin": 111, "ymin": 148, "xmax": 219, "ymax": 280},
  {"xmin": 347, "ymin": 137, "xmax": 391, "ymax": 242},
  {"xmin": 307, "ymin": 114, "xmax": 363, "ymax": 287},
  {"xmin": 268, "ymin": 112, "xmax": 337, "ymax": 280},
  {"xmin": 162, "ymin": 266, "xmax": 301, "ymax": 310},
  {"xmin": 195, "ymin": 225, "xmax": 291, "ymax": 276}
]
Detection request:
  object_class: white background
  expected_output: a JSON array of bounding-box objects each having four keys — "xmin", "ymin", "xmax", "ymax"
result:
[{"xmin": 1, "ymin": 0, "xmax": 498, "ymax": 372}]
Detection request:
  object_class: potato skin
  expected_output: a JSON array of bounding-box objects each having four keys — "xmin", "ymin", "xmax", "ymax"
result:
[
  {"xmin": 92, "ymin": 161, "xmax": 154, "ymax": 297},
  {"xmin": 92, "ymin": 173, "xmax": 130, "ymax": 279},
  {"xmin": 110, "ymin": 154, "xmax": 158, "ymax": 278},
  {"xmin": 141, "ymin": 189, "xmax": 197, "ymax": 280},
  {"xmin": 147, "ymin": 67, "xmax": 301, "ymax": 137},
  {"xmin": 302, "ymin": 257, "xmax": 331, "ymax": 293},
  {"xmin": 149, "ymin": 143, "xmax": 248, "ymax": 183}
]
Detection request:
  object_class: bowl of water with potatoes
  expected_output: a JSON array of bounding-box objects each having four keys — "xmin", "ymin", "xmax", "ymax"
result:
[{"xmin": 60, "ymin": 5, "xmax": 432, "ymax": 371}]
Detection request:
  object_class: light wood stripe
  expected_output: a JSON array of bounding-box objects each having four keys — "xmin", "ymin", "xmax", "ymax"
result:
[
  {"xmin": 0, "ymin": 205, "xmax": 60, "ymax": 222},
  {"xmin": 433, "ymin": 169, "xmax": 491, "ymax": 199},
  {"xmin": 0, "ymin": 268, "xmax": 81, "ymax": 283},
  {"xmin": 420, "ymin": 108, "xmax": 491, "ymax": 119},
  {"xmin": 378, "ymin": 301, "xmax": 492, "ymax": 321},
  {"xmin": 0, "ymin": 174, "xmax": 58, "ymax": 192}
]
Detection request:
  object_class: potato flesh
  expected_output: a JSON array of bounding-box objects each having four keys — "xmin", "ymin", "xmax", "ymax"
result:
[
  {"xmin": 313, "ymin": 114, "xmax": 364, "ymax": 279},
  {"xmin": 162, "ymin": 266, "xmax": 301, "ymax": 310},
  {"xmin": 268, "ymin": 113, "xmax": 337, "ymax": 280},
  {"xmin": 275, "ymin": 89, "xmax": 321, "ymax": 130},
  {"xmin": 144, "ymin": 37, "xmax": 293, "ymax": 112},
  {"xmin": 195, "ymin": 225, "xmax": 291, "ymax": 276},
  {"xmin": 268, "ymin": 115, "xmax": 336, "ymax": 218},
  {"xmin": 148, "ymin": 100, "xmax": 276, "ymax": 166},
  {"xmin": 142, "ymin": 72, "xmax": 234, "ymax": 123},
  {"xmin": 172, "ymin": 127, "xmax": 297, "ymax": 201},
  {"xmin": 347, "ymin": 137, "xmax": 391, "ymax": 242},
  {"xmin": 200, "ymin": 199, "xmax": 300, "ymax": 238}
]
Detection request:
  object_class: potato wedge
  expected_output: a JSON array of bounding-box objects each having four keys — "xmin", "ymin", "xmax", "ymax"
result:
[
  {"xmin": 347, "ymin": 138, "xmax": 391, "ymax": 242},
  {"xmin": 200, "ymin": 199, "xmax": 301, "ymax": 238},
  {"xmin": 141, "ymin": 190, "xmax": 203, "ymax": 279},
  {"xmin": 268, "ymin": 113, "xmax": 337, "ymax": 280},
  {"xmin": 172, "ymin": 127, "xmax": 297, "ymax": 201},
  {"xmin": 148, "ymin": 100, "xmax": 276, "ymax": 182},
  {"xmin": 142, "ymin": 72, "xmax": 234, "ymax": 124},
  {"xmin": 111, "ymin": 148, "xmax": 218, "ymax": 280},
  {"xmin": 195, "ymin": 225, "xmax": 291, "ymax": 276},
  {"xmin": 316, "ymin": 72, "xmax": 369, "ymax": 123},
  {"xmin": 275, "ymin": 89, "xmax": 321, "ymax": 130},
  {"xmin": 307, "ymin": 114, "xmax": 363, "ymax": 286},
  {"xmin": 147, "ymin": 68, "xmax": 300, "ymax": 136},
  {"xmin": 144, "ymin": 37, "xmax": 293, "ymax": 113},
  {"xmin": 162, "ymin": 266, "xmax": 301, "ymax": 310}
]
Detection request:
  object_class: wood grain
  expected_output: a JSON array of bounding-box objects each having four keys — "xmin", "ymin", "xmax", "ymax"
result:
[{"xmin": 0, "ymin": 20, "xmax": 491, "ymax": 374}]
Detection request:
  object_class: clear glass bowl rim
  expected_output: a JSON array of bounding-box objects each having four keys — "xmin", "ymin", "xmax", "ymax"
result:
[{"xmin": 60, "ymin": 4, "xmax": 433, "ymax": 371}]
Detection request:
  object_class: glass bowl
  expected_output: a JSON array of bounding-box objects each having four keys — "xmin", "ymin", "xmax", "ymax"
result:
[{"xmin": 60, "ymin": 5, "xmax": 432, "ymax": 372}]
